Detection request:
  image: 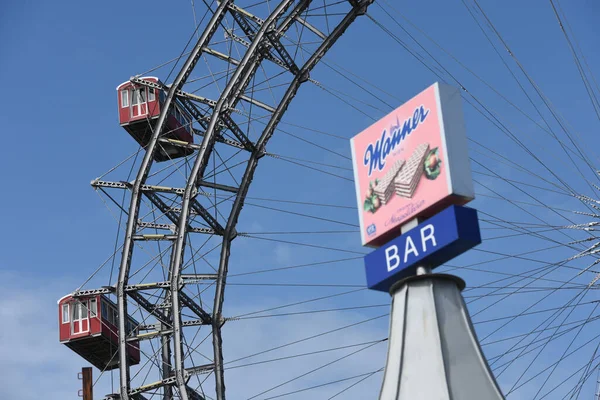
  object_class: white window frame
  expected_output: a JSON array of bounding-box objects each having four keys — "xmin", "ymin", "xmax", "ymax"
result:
[
  {"xmin": 72, "ymin": 302, "xmax": 89, "ymax": 334},
  {"xmin": 72, "ymin": 302, "xmax": 81, "ymax": 320},
  {"xmin": 121, "ymin": 90, "xmax": 129, "ymax": 108},
  {"xmin": 148, "ymin": 88, "xmax": 156, "ymax": 102},
  {"xmin": 89, "ymin": 298, "xmax": 98, "ymax": 317},
  {"xmin": 132, "ymin": 88, "xmax": 146, "ymax": 105},
  {"xmin": 62, "ymin": 303, "xmax": 70, "ymax": 324},
  {"xmin": 132, "ymin": 89, "xmax": 139, "ymax": 106}
]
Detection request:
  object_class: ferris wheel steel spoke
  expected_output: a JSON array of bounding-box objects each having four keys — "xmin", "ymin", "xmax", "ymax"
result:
[
  {"xmin": 469, "ymin": 0, "xmax": 600, "ymax": 191},
  {"xmin": 370, "ymin": 3, "xmax": 600, "ymax": 214},
  {"xmin": 476, "ymin": 207, "xmax": 585, "ymax": 253},
  {"xmin": 571, "ymin": 338, "xmax": 600, "ymax": 399},
  {"xmin": 242, "ymin": 193, "xmax": 356, "ymax": 209},
  {"xmin": 327, "ymin": 369, "xmax": 381, "ymax": 399},
  {"xmin": 261, "ymin": 369, "xmax": 384, "ymax": 399},
  {"xmin": 247, "ymin": 339, "xmax": 382, "ymax": 399},
  {"xmin": 473, "ymin": 169, "xmax": 571, "ymax": 197},
  {"xmin": 270, "ymin": 153, "xmax": 355, "ymax": 181},
  {"xmin": 243, "ymin": 200, "xmax": 359, "ymax": 227},
  {"xmin": 278, "ymin": 127, "xmax": 351, "ymax": 159},
  {"xmin": 241, "ymin": 233, "xmax": 366, "ymax": 254},
  {"xmin": 352, "ymin": 6, "xmax": 600, "ymax": 206},
  {"xmin": 226, "ymin": 312, "xmax": 386, "ymax": 368},
  {"xmin": 472, "ymin": 160, "xmax": 592, "ymax": 241},
  {"xmin": 532, "ymin": 302, "xmax": 600, "ymax": 398},
  {"xmin": 278, "ymin": 120, "xmax": 348, "ymax": 140},
  {"xmin": 229, "ymin": 287, "xmax": 364, "ymax": 319},
  {"xmin": 491, "ymin": 286, "xmax": 594, "ymax": 380},
  {"xmin": 473, "ymin": 300, "xmax": 599, "ymax": 327},
  {"xmin": 378, "ymin": 0, "xmax": 597, "ymax": 174},
  {"xmin": 228, "ymin": 255, "xmax": 362, "ymax": 277},
  {"xmin": 231, "ymin": 303, "xmax": 386, "ymax": 320},
  {"xmin": 493, "ymin": 331, "xmax": 600, "ymax": 396},
  {"xmin": 510, "ymin": 330, "xmax": 600, "ymax": 398},
  {"xmin": 552, "ymin": 1, "xmax": 600, "ymax": 129},
  {"xmin": 474, "ymin": 276, "xmax": 594, "ymax": 363},
  {"xmin": 550, "ymin": 0, "xmax": 600, "ymax": 121},
  {"xmin": 226, "ymin": 339, "xmax": 386, "ymax": 371},
  {"xmin": 482, "ymin": 314, "xmax": 600, "ymax": 349},
  {"xmin": 510, "ymin": 291, "xmax": 596, "ymax": 391},
  {"xmin": 468, "ymin": 140, "xmax": 574, "ymax": 194}
]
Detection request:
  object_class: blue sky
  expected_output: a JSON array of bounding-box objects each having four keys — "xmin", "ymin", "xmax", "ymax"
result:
[{"xmin": 2, "ymin": 0, "xmax": 600, "ymax": 398}]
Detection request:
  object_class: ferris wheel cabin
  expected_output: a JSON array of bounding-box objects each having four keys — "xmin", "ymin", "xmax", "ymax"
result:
[
  {"xmin": 117, "ymin": 76, "xmax": 195, "ymax": 162},
  {"xmin": 58, "ymin": 294, "xmax": 141, "ymax": 370}
]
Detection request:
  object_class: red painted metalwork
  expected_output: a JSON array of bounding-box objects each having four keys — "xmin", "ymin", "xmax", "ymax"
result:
[
  {"xmin": 58, "ymin": 294, "xmax": 140, "ymax": 370},
  {"xmin": 116, "ymin": 76, "xmax": 194, "ymax": 161}
]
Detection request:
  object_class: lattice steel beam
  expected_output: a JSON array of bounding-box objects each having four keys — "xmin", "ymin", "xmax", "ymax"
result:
[
  {"xmin": 209, "ymin": 2, "xmax": 373, "ymax": 399},
  {"xmin": 113, "ymin": 3, "xmax": 232, "ymax": 397},
  {"xmin": 129, "ymin": 291, "xmax": 172, "ymax": 327},
  {"xmin": 167, "ymin": 3, "xmax": 303, "ymax": 399},
  {"xmin": 179, "ymin": 292, "xmax": 212, "ymax": 325},
  {"xmin": 143, "ymin": 191, "xmax": 180, "ymax": 225},
  {"xmin": 97, "ymin": 2, "xmax": 371, "ymax": 399}
]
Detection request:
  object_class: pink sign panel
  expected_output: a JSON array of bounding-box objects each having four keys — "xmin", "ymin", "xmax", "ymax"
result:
[{"xmin": 351, "ymin": 82, "xmax": 474, "ymax": 247}]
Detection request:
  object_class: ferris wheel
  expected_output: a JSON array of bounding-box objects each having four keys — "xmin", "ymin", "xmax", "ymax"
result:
[{"xmin": 59, "ymin": 0, "xmax": 600, "ymax": 399}]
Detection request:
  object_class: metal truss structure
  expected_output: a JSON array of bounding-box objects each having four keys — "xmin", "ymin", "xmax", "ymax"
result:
[{"xmin": 77, "ymin": 1, "xmax": 373, "ymax": 399}]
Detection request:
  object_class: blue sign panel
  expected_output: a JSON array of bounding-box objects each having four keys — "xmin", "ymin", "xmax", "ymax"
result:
[{"xmin": 364, "ymin": 205, "xmax": 481, "ymax": 292}]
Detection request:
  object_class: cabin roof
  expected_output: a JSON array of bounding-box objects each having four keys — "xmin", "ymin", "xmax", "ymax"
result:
[{"xmin": 116, "ymin": 76, "xmax": 160, "ymax": 91}]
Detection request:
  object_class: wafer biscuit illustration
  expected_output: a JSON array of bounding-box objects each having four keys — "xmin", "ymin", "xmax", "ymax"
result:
[
  {"xmin": 373, "ymin": 159, "xmax": 405, "ymax": 205},
  {"xmin": 394, "ymin": 143, "xmax": 430, "ymax": 198}
]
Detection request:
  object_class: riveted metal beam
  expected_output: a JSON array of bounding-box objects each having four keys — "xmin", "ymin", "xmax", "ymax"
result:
[
  {"xmin": 102, "ymin": 1, "xmax": 370, "ymax": 398},
  {"xmin": 167, "ymin": 3, "xmax": 302, "ymax": 399},
  {"xmin": 210, "ymin": 3, "xmax": 373, "ymax": 400},
  {"xmin": 196, "ymin": 181, "xmax": 239, "ymax": 194},
  {"xmin": 179, "ymin": 292, "xmax": 212, "ymax": 325},
  {"xmin": 129, "ymin": 291, "xmax": 171, "ymax": 327}
]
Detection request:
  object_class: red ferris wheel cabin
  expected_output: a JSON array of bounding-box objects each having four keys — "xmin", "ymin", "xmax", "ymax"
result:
[
  {"xmin": 58, "ymin": 294, "xmax": 141, "ymax": 370},
  {"xmin": 117, "ymin": 76, "xmax": 195, "ymax": 162}
]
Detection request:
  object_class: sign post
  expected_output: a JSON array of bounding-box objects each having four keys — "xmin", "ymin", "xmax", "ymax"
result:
[{"xmin": 350, "ymin": 83, "xmax": 505, "ymax": 399}]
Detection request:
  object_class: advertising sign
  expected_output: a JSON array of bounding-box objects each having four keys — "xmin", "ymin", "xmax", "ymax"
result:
[
  {"xmin": 364, "ymin": 205, "xmax": 481, "ymax": 292},
  {"xmin": 351, "ymin": 83, "xmax": 474, "ymax": 247}
]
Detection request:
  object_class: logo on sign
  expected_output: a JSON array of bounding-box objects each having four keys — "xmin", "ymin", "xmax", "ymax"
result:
[
  {"xmin": 367, "ymin": 224, "xmax": 376, "ymax": 236},
  {"xmin": 363, "ymin": 105, "xmax": 430, "ymax": 177}
]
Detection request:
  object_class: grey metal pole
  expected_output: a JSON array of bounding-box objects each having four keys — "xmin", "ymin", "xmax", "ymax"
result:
[{"xmin": 378, "ymin": 273, "xmax": 505, "ymax": 400}]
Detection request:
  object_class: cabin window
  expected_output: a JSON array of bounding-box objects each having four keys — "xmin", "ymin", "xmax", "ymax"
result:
[
  {"xmin": 121, "ymin": 90, "xmax": 129, "ymax": 107},
  {"xmin": 72, "ymin": 302, "xmax": 81, "ymax": 320},
  {"xmin": 90, "ymin": 298, "xmax": 98, "ymax": 317},
  {"xmin": 132, "ymin": 88, "xmax": 147, "ymax": 106},
  {"xmin": 148, "ymin": 88, "xmax": 156, "ymax": 102},
  {"xmin": 62, "ymin": 303, "xmax": 70, "ymax": 323}
]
